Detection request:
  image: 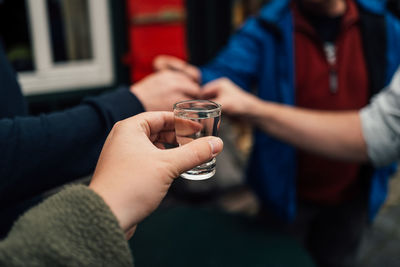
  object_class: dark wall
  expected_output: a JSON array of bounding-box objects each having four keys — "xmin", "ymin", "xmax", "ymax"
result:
[{"xmin": 186, "ymin": 0, "xmax": 234, "ymax": 66}]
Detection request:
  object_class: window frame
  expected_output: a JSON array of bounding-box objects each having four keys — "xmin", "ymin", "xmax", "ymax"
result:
[{"xmin": 19, "ymin": 0, "xmax": 114, "ymax": 96}]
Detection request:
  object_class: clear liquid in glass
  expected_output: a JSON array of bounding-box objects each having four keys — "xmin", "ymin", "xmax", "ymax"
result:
[{"xmin": 175, "ymin": 107, "xmax": 221, "ymax": 180}]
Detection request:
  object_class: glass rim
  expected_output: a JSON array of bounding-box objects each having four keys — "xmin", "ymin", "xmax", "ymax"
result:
[{"xmin": 173, "ymin": 99, "xmax": 221, "ymax": 113}]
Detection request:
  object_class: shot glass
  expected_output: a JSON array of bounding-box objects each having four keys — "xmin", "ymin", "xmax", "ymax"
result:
[{"xmin": 173, "ymin": 100, "xmax": 222, "ymax": 180}]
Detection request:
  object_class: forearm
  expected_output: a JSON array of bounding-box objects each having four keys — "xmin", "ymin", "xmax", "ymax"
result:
[
  {"xmin": 0, "ymin": 105, "xmax": 106, "ymax": 206},
  {"xmin": 246, "ymin": 98, "xmax": 369, "ymax": 162},
  {"xmin": 0, "ymin": 185, "xmax": 133, "ymax": 267}
]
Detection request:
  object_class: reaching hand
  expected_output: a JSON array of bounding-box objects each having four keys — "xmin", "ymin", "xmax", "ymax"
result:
[
  {"xmin": 153, "ymin": 55, "xmax": 201, "ymax": 83},
  {"xmin": 201, "ymin": 78, "xmax": 260, "ymax": 116},
  {"xmin": 89, "ymin": 112, "xmax": 223, "ymax": 237},
  {"xmin": 130, "ymin": 70, "xmax": 201, "ymax": 112}
]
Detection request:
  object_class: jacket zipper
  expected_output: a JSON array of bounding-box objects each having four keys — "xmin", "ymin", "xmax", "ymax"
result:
[{"xmin": 324, "ymin": 42, "xmax": 338, "ymax": 94}]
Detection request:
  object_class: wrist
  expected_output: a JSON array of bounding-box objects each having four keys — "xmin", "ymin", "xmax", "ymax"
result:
[
  {"xmin": 244, "ymin": 95, "xmax": 265, "ymax": 117},
  {"xmin": 245, "ymin": 97, "xmax": 276, "ymax": 128},
  {"xmin": 129, "ymin": 84, "xmax": 139, "ymax": 98},
  {"xmin": 89, "ymin": 182, "xmax": 137, "ymax": 233},
  {"xmin": 129, "ymin": 85, "xmax": 148, "ymax": 111}
]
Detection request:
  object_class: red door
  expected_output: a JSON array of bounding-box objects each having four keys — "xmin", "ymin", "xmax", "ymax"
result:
[{"xmin": 125, "ymin": 0, "xmax": 187, "ymax": 82}]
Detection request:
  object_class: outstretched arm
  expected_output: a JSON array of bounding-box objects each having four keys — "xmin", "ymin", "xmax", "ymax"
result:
[
  {"xmin": 0, "ymin": 70, "xmax": 201, "ymax": 211},
  {"xmin": 202, "ymin": 78, "xmax": 368, "ymax": 163},
  {"xmin": 248, "ymin": 99, "xmax": 367, "ymax": 162}
]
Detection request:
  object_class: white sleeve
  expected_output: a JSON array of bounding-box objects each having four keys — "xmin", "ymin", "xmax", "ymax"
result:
[{"xmin": 360, "ymin": 67, "xmax": 400, "ymax": 167}]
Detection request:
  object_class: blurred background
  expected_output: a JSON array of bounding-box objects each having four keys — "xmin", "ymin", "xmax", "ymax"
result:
[
  {"xmin": 2, "ymin": 0, "xmax": 400, "ymax": 266},
  {"xmin": 0, "ymin": 0, "xmax": 272, "ymax": 113}
]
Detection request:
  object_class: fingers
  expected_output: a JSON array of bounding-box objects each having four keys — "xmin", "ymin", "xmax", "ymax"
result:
[
  {"xmin": 171, "ymin": 72, "xmax": 201, "ymax": 97},
  {"xmin": 201, "ymin": 78, "xmax": 229, "ymax": 99},
  {"xmin": 184, "ymin": 65, "xmax": 201, "ymax": 83},
  {"xmin": 153, "ymin": 55, "xmax": 186, "ymax": 71},
  {"xmin": 201, "ymin": 85, "xmax": 219, "ymax": 100},
  {"xmin": 154, "ymin": 70, "xmax": 200, "ymax": 98},
  {"xmin": 121, "ymin": 112, "xmax": 175, "ymax": 137},
  {"xmin": 168, "ymin": 136, "xmax": 223, "ymax": 174},
  {"xmin": 154, "ymin": 55, "xmax": 201, "ymax": 83},
  {"xmin": 174, "ymin": 117, "xmax": 203, "ymax": 136},
  {"xmin": 150, "ymin": 131, "xmax": 177, "ymax": 144}
]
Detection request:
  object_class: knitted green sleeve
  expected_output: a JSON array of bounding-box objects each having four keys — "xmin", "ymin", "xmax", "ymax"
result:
[{"xmin": 0, "ymin": 185, "xmax": 133, "ymax": 267}]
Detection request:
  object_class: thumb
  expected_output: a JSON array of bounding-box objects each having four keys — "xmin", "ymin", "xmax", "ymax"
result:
[{"xmin": 169, "ymin": 136, "xmax": 223, "ymax": 174}]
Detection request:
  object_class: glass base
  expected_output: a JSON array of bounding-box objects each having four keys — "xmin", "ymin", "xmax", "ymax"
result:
[
  {"xmin": 180, "ymin": 158, "xmax": 216, "ymax": 180},
  {"xmin": 180, "ymin": 169, "xmax": 216, "ymax": 180}
]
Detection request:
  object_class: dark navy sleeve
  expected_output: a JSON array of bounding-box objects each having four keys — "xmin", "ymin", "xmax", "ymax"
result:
[
  {"xmin": 0, "ymin": 87, "xmax": 144, "ymax": 210},
  {"xmin": 200, "ymin": 18, "xmax": 263, "ymax": 91}
]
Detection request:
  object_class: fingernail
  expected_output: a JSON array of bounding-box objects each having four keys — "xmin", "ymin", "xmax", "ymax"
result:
[{"xmin": 208, "ymin": 137, "xmax": 223, "ymax": 156}]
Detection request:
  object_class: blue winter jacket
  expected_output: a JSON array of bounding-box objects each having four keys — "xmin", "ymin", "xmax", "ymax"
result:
[{"xmin": 200, "ymin": 0, "xmax": 400, "ymax": 221}]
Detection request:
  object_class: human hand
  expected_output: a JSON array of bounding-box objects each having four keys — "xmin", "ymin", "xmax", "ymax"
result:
[
  {"xmin": 201, "ymin": 78, "xmax": 260, "ymax": 117},
  {"xmin": 130, "ymin": 70, "xmax": 201, "ymax": 112},
  {"xmin": 153, "ymin": 55, "xmax": 201, "ymax": 83},
  {"xmin": 89, "ymin": 112, "xmax": 223, "ymax": 237}
]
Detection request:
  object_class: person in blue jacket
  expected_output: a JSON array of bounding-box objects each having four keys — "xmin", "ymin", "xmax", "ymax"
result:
[
  {"xmin": 0, "ymin": 43, "xmax": 201, "ymax": 237},
  {"xmin": 154, "ymin": 0, "xmax": 400, "ymax": 266}
]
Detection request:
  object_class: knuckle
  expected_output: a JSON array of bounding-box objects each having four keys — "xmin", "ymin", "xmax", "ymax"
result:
[{"xmin": 112, "ymin": 121, "xmax": 125, "ymax": 133}]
